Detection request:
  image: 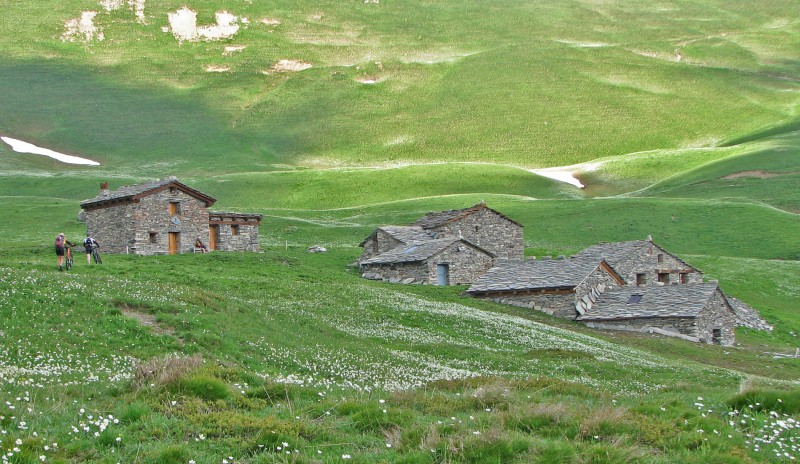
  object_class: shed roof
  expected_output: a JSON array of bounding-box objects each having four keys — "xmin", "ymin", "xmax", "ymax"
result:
[
  {"xmin": 577, "ymin": 283, "xmax": 723, "ymax": 321},
  {"xmin": 412, "ymin": 203, "xmax": 523, "ymax": 229},
  {"xmin": 358, "ymin": 225, "xmax": 435, "ymax": 247},
  {"xmin": 573, "ymin": 239, "xmax": 698, "ymax": 273},
  {"xmin": 467, "ymin": 257, "xmax": 616, "ymax": 293},
  {"xmin": 80, "ymin": 178, "xmax": 216, "ymax": 209},
  {"xmin": 362, "ymin": 238, "xmax": 490, "ymax": 265}
]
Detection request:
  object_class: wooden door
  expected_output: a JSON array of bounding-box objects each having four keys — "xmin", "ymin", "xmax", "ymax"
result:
[
  {"xmin": 209, "ymin": 225, "xmax": 218, "ymax": 251},
  {"xmin": 168, "ymin": 232, "xmax": 179, "ymax": 255}
]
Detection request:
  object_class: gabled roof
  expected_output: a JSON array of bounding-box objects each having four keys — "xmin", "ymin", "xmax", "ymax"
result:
[
  {"xmin": 80, "ymin": 178, "xmax": 216, "ymax": 209},
  {"xmin": 361, "ymin": 238, "xmax": 492, "ymax": 265},
  {"xmin": 573, "ymin": 238, "xmax": 699, "ymax": 273},
  {"xmin": 577, "ymin": 283, "xmax": 724, "ymax": 321},
  {"xmin": 467, "ymin": 257, "xmax": 621, "ymax": 294},
  {"xmin": 358, "ymin": 225, "xmax": 435, "ymax": 247},
  {"xmin": 412, "ymin": 203, "xmax": 523, "ymax": 229}
]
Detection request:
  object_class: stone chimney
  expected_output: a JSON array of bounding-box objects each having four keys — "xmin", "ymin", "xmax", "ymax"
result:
[{"xmin": 100, "ymin": 181, "xmax": 109, "ymax": 196}]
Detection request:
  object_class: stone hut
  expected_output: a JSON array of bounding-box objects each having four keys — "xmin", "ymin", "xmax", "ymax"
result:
[
  {"xmin": 578, "ymin": 283, "xmax": 736, "ymax": 346},
  {"xmin": 466, "ymin": 257, "xmax": 625, "ymax": 318},
  {"xmin": 573, "ymin": 237, "xmax": 703, "ymax": 286},
  {"xmin": 360, "ymin": 238, "xmax": 494, "ymax": 285},
  {"xmin": 359, "ymin": 225, "xmax": 435, "ymax": 263},
  {"xmin": 80, "ymin": 178, "xmax": 262, "ymax": 255},
  {"xmin": 411, "ymin": 203, "xmax": 524, "ymax": 261}
]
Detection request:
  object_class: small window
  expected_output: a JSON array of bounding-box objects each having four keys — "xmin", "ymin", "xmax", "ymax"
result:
[
  {"xmin": 636, "ymin": 273, "xmax": 647, "ymax": 286},
  {"xmin": 169, "ymin": 201, "xmax": 181, "ymax": 216},
  {"xmin": 680, "ymin": 273, "xmax": 689, "ymax": 284},
  {"xmin": 657, "ymin": 254, "xmax": 664, "ymax": 263},
  {"xmin": 627, "ymin": 294, "xmax": 643, "ymax": 304},
  {"xmin": 474, "ymin": 225, "xmax": 479, "ymax": 232},
  {"xmin": 169, "ymin": 186, "xmax": 177, "ymax": 194},
  {"xmin": 712, "ymin": 329, "xmax": 722, "ymax": 345},
  {"xmin": 149, "ymin": 232, "xmax": 157, "ymax": 244},
  {"xmin": 231, "ymin": 225, "xmax": 239, "ymax": 236},
  {"xmin": 658, "ymin": 272, "xmax": 670, "ymax": 284}
]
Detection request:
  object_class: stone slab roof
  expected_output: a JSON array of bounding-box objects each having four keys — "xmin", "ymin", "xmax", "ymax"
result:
[
  {"xmin": 727, "ymin": 296, "xmax": 773, "ymax": 331},
  {"xmin": 81, "ymin": 178, "xmax": 216, "ymax": 208},
  {"xmin": 362, "ymin": 238, "xmax": 486, "ymax": 264},
  {"xmin": 573, "ymin": 239, "xmax": 698, "ymax": 272},
  {"xmin": 467, "ymin": 257, "xmax": 606, "ymax": 293},
  {"xmin": 358, "ymin": 225, "xmax": 434, "ymax": 247},
  {"xmin": 577, "ymin": 283, "xmax": 721, "ymax": 321},
  {"xmin": 412, "ymin": 203, "xmax": 523, "ymax": 229}
]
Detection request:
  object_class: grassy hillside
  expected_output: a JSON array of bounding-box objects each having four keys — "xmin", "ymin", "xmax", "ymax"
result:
[{"xmin": 2, "ymin": 0, "xmax": 800, "ymax": 462}]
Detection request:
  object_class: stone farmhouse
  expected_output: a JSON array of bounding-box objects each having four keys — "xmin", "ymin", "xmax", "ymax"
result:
[
  {"xmin": 577, "ymin": 283, "xmax": 736, "ymax": 346},
  {"xmin": 466, "ymin": 257, "xmax": 626, "ymax": 318},
  {"xmin": 572, "ymin": 238, "xmax": 703, "ymax": 287},
  {"xmin": 80, "ymin": 178, "xmax": 262, "ymax": 255},
  {"xmin": 358, "ymin": 203, "xmax": 523, "ymax": 285}
]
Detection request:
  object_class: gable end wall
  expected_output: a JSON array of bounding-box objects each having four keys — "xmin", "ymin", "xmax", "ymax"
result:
[{"xmin": 430, "ymin": 209, "xmax": 523, "ymax": 260}]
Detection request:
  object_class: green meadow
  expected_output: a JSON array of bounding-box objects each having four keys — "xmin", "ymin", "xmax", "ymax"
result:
[{"xmin": 1, "ymin": 0, "xmax": 799, "ymax": 462}]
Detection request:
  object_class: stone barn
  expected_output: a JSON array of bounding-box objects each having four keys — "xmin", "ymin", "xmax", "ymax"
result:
[
  {"xmin": 359, "ymin": 225, "xmax": 436, "ymax": 263},
  {"xmin": 360, "ymin": 238, "xmax": 494, "ymax": 285},
  {"xmin": 578, "ymin": 283, "xmax": 736, "ymax": 346},
  {"xmin": 466, "ymin": 257, "xmax": 625, "ymax": 318},
  {"xmin": 80, "ymin": 178, "xmax": 262, "ymax": 255},
  {"xmin": 573, "ymin": 237, "xmax": 703, "ymax": 286},
  {"xmin": 411, "ymin": 203, "xmax": 524, "ymax": 261}
]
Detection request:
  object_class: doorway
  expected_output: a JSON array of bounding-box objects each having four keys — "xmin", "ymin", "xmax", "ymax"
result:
[
  {"xmin": 209, "ymin": 225, "xmax": 218, "ymax": 251},
  {"xmin": 436, "ymin": 264, "xmax": 450, "ymax": 286},
  {"xmin": 168, "ymin": 232, "xmax": 180, "ymax": 255}
]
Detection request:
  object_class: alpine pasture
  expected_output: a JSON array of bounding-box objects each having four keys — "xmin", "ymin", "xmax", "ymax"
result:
[{"xmin": 1, "ymin": 0, "xmax": 799, "ymax": 462}]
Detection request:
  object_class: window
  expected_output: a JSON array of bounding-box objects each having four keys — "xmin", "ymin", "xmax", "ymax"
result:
[
  {"xmin": 680, "ymin": 272, "xmax": 689, "ymax": 284},
  {"xmin": 474, "ymin": 225, "xmax": 479, "ymax": 232},
  {"xmin": 169, "ymin": 186, "xmax": 177, "ymax": 194},
  {"xmin": 712, "ymin": 329, "xmax": 722, "ymax": 345},
  {"xmin": 627, "ymin": 294, "xmax": 643, "ymax": 304},
  {"xmin": 149, "ymin": 232, "xmax": 157, "ymax": 244},
  {"xmin": 636, "ymin": 273, "xmax": 646, "ymax": 286},
  {"xmin": 658, "ymin": 272, "xmax": 670, "ymax": 284},
  {"xmin": 169, "ymin": 202, "xmax": 181, "ymax": 216},
  {"xmin": 231, "ymin": 225, "xmax": 239, "ymax": 236},
  {"xmin": 657, "ymin": 254, "xmax": 664, "ymax": 263}
]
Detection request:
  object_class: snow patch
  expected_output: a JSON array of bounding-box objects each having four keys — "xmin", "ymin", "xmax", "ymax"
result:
[
  {"xmin": 1, "ymin": 137, "xmax": 100, "ymax": 166},
  {"xmin": 167, "ymin": 7, "xmax": 240, "ymax": 43},
  {"xmin": 99, "ymin": 0, "xmax": 145, "ymax": 23},
  {"xmin": 530, "ymin": 162, "xmax": 603, "ymax": 189},
  {"xmin": 62, "ymin": 11, "xmax": 104, "ymax": 42},
  {"xmin": 555, "ymin": 39, "xmax": 611, "ymax": 48}
]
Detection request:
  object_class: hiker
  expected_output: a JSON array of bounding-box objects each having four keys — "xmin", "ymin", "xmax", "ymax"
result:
[
  {"xmin": 55, "ymin": 233, "xmax": 75, "ymax": 271},
  {"xmin": 83, "ymin": 235, "xmax": 99, "ymax": 264},
  {"xmin": 194, "ymin": 237, "xmax": 208, "ymax": 253}
]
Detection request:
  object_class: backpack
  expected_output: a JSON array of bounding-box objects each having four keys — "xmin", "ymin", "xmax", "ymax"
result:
[
  {"xmin": 55, "ymin": 235, "xmax": 65, "ymax": 247},
  {"xmin": 84, "ymin": 237, "xmax": 93, "ymax": 247}
]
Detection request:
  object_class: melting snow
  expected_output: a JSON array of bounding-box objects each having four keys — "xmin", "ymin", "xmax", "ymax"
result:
[
  {"xmin": 167, "ymin": 7, "xmax": 240, "ymax": 43},
  {"xmin": 62, "ymin": 11, "xmax": 104, "ymax": 42},
  {"xmin": 530, "ymin": 162, "xmax": 603, "ymax": 189},
  {"xmin": 1, "ymin": 137, "xmax": 100, "ymax": 166}
]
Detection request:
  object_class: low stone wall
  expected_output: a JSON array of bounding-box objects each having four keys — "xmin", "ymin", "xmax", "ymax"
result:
[
  {"xmin": 361, "ymin": 262, "xmax": 427, "ymax": 284},
  {"xmin": 479, "ymin": 291, "xmax": 577, "ymax": 319},
  {"xmin": 583, "ymin": 322, "xmax": 701, "ymax": 343}
]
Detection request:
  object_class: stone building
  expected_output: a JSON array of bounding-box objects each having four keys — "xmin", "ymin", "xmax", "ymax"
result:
[
  {"xmin": 572, "ymin": 238, "xmax": 703, "ymax": 286},
  {"xmin": 80, "ymin": 178, "xmax": 262, "ymax": 255},
  {"xmin": 466, "ymin": 257, "xmax": 625, "ymax": 318},
  {"xmin": 357, "ymin": 203, "xmax": 523, "ymax": 285},
  {"xmin": 577, "ymin": 283, "xmax": 736, "ymax": 346},
  {"xmin": 361, "ymin": 238, "xmax": 494, "ymax": 285},
  {"xmin": 411, "ymin": 203, "xmax": 524, "ymax": 261}
]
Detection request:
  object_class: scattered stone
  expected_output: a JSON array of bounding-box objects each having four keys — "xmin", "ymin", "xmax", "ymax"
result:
[
  {"xmin": 307, "ymin": 245, "xmax": 327, "ymax": 253},
  {"xmin": 401, "ymin": 278, "xmax": 415, "ymax": 284}
]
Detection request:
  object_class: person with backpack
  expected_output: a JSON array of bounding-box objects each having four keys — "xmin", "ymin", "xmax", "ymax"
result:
[
  {"xmin": 55, "ymin": 233, "xmax": 75, "ymax": 271},
  {"xmin": 83, "ymin": 235, "xmax": 99, "ymax": 264}
]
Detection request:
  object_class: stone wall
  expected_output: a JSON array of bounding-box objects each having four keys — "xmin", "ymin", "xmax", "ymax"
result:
[
  {"xmin": 618, "ymin": 245, "xmax": 702, "ymax": 286},
  {"xmin": 585, "ymin": 316, "xmax": 698, "ymax": 337},
  {"xmin": 696, "ymin": 289, "xmax": 735, "ymax": 346},
  {"xmin": 424, "ymin": 242, "xmax": 494, "ymax": 285},
  {"xmin": 431, "ymin": 208, "xmax": 524, "ymax": 261},
  {"xmin": 214, "ymin": 222, "xmax": 260, "ymax": 252},
  {"xmin": 361, "ymin": 242, "xmax": 493, "ymax": 285},
  {"xmin": 133, "ymin": 190, "xmax": 209, "ymax": 255},
  {"xmin": 480, "ymin": 291, "xmax": 578, "ymax": 318},
  {"xmin": 359, "ymin": 231, "xmax": 403, "ymax": 262},
  {"xmin": 85, "ymin": 202, "xmax": 137, "ymax": 254}
]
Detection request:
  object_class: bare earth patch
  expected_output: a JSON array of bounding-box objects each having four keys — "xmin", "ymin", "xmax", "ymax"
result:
[
  {"xmin": 223, "ymin": 45, "xmax": 246, "ymax": 55},
  {"xmin": 722, "ymin": 170, "xmax": 793, "ymax": 180},
  {"xmin": 260, "ymin": 17, "xmax": 281, "ymax": 26},
  {"xmin": 205, "ymin": 65, "xmax": 230, "ymax": 73},
  {"xmin": 117, "ymin": 304, "xmax": 174, "ymax": 335},
  {"xmin": 263, "ymin": 59, "xmax": 313, "ymax": 74}
]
